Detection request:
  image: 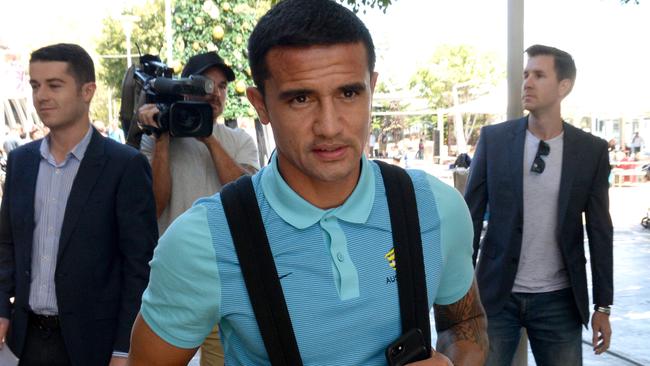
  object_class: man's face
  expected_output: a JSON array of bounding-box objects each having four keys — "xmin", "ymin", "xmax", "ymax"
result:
[
  {"xmin": 522, "ymin": 55, "xmax": 571, "ymax": 114},
  {"xmin": 188, "ymin": 66, "xmax": 228, "ymax": 120},
  {"xmin": 247, "ymin": 42, "xmax": 378, "ymax": 190},
  {"xmin": 29, "ymin": 61, "xmax": 94, "ymax": 131}
]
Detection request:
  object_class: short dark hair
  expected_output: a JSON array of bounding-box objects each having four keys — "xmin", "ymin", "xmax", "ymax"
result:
[
  {"xmin": 525, "ymin": 44, "xmax": 576, "ymax": 83},
  {"xmin": 248, "ymin": 0, "xmax": 375, "ymax": 94},
  {"xmin": 30, "ymin": 43, "xmax": 95, "ymax": 85}
]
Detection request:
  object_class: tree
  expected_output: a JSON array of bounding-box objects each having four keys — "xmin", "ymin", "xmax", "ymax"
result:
[
  {"xmin": 409, "ymin": 44, "xmax": 503, "ymax": 154},
  {"xmin": 267, "ymin": 0, "xmax": 395, "ymax": 13},
  {"xmin": 89, "ymin": 80, "xmax": 111, "ymax": 124},
  {"xmin": 96, "ymin": 0, "xmax": 166, "ymax": 94},
  {"xmin": 371, "ymin": 81, "xmax": 416, "ymax": 158},
  {"xmin": 171, "ymin": 0, "xmax": 395, "ymax": 121},
  {"xmin": 95, "ymin": 0, "xmax": 166, "ymax": 124},
  {"xmin": 172, "ymin": 0, "xmax": 267, "ymax": 121},
  {"xmin": 336, "ymin": 0, "xmax": 395, "ymax": 13},
  {"xmin": 95, "ymin": 0, "xmax": 396, "ymax": 123}
]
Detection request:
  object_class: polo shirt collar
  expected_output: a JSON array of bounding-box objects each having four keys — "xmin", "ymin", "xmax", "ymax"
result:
[{"xmin": 260, "ymin": 154, "xmax": 375, "ymax": 229}]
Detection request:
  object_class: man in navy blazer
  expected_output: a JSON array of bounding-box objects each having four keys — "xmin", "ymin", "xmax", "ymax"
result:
[
  {"xmin": 0, "ymin": 43, "xmax": 157, "ymax": 365},
  {"xmin": 465, "ymin": 45, "xmax": 613, "ymax": 365}
]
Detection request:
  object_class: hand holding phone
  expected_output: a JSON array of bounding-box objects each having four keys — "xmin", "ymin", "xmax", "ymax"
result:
[{"xmin": 385, "ymin": 328, "xmax": 430, "ymax": 366}]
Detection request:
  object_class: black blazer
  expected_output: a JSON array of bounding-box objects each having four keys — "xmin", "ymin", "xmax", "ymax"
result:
[
  {"xmin": 464, "ymin": 117, "xmax": 613, "ymax": 325},
  {"xmin": 0, "ymin": 128, "xmax": 158, "ymax": 365}
]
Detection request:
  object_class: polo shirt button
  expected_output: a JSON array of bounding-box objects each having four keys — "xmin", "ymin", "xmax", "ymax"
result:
[{"xmin": 336, "ymin": 252, "xmax": 344, "ymax": 262}]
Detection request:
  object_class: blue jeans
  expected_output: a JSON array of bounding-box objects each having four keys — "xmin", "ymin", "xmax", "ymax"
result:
[{"xmin": 485, "ymin": 288, "xmax": 583, "ymax": 366}]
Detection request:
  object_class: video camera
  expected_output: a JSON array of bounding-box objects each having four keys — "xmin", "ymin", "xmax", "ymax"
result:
[{"xmin": 133, "ymin": 55, "xmax": 214, "ymax": 138}]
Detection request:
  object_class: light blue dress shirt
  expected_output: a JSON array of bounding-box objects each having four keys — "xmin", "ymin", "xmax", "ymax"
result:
[{"xmin": 29, "ymin": 127, "xmax": 93, "ymax": 315}]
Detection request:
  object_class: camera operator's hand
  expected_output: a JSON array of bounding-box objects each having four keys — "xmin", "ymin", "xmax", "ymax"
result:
[
  {"xmin": 139, "ymin": 103, "xmax": 172, "ymax": 218},
  {"xmin": 196, "ymin": 134, "xmax": 217, "ymax": 146},
  {"xmin": 137, "ymin": 104, "xmax": 166, "ymax": 138}
]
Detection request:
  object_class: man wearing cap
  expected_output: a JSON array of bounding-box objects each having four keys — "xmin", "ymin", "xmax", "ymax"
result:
[{"xmin": 138, "ymin": 51, "xmax": 260, "ymax": 366}]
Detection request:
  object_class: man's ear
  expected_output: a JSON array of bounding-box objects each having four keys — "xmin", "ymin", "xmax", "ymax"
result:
[
  {"xmin": 246, "ymin": 86, "xmax": 270, "ymax": 124},
  {"xmin": 81, "ymin": 82, "xmax": 96, "ymax": 103},
  {"xmin": 370, "ymin": 71, "xmax": 379, "ymax": 93},
  {"xmin": 559, "ymin": 79, "xmax": 573, "ymax": 98}
]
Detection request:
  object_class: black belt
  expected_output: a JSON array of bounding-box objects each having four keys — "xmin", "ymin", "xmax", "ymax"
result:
[{"xmin": 28, "ymin": 311, "xmax": 61, "ymax": 330}]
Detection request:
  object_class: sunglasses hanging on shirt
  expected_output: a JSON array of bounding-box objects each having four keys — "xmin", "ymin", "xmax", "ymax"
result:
[{"xmin": 531, "ymin": 140, "xmax": 550, "ymax": 174}]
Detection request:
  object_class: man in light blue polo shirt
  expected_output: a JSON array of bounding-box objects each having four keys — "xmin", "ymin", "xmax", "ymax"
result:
[{"xmin": 129, "ymin": 1, "xmax": 488, "ymax": 365}]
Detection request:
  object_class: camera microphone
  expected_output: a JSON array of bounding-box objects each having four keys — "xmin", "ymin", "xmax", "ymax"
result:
[{"xmin": 150, "ymin": 75, "xmax": 214, "ymax": 96}]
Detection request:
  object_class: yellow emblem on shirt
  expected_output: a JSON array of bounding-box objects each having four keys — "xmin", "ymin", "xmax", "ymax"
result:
[{"xmin": 385, "ymin": 247, "xmax": 396, "ymax": 270}]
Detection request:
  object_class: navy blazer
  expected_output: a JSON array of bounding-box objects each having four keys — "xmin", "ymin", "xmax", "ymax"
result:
[
  {"xmin": 464, "ymin": 117, "xmax": 613, "ymax": 325},
  {"xmin": 0, "ymin": 128, "xmax": 158, "ymax": 365}
]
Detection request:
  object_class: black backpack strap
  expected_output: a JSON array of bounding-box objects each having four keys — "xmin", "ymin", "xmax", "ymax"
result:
[
  {"xmin": 375, "ymin": 160, "xmax": 432, "ymax": 350},
  {"xmin": 221, "ymin": 163, "xmax": 431, "ymax": 364},
  {"xmin": 221, "ymin": 176, "xmax": 303, "ymax": 366}
]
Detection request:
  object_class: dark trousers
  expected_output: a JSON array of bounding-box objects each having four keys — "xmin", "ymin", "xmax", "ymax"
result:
[
  {"xmin": 19, "ymin": 313, "xmax": 71, "ymax": 366},
  {"xmin": 485, "ymin": 288, "xmax": 583, "ymax": 366}
]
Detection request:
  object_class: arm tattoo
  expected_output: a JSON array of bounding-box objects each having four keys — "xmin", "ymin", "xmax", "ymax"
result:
[{"xmin": 433, "ymin": 279, "xmax": 488, "ymax": 356}]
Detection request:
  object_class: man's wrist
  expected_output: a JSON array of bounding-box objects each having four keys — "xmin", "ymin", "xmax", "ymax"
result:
[
  {"xmin": 153, "ymin": 134, "xmax": 170, "ymax": 150},
  {"xmin": 155, "ymin": 131, "xmax": 170, "ymax": 142},
  {"xmin": 202, "ymin": 135, "xmax": 221, "ymax": 151},
  {"xmin": 594, "ymin": 305, "xmax": 612, "ymax": 315}
]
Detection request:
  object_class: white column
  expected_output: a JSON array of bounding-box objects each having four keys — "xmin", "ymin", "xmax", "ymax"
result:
[
  {"xmin": 508, "ymin": 2, "xmax": 528, "ymax": 365},
  {"xmin": 120, "ymin": 15, "xmax": 139, "ymax": 69},
  {"xmin": 507, "ymin": 0, "xmax": 524, "ymax": 120},
  {"xmin": 437, "ymin": 110, "xmax": 446, "ymax": 159}
]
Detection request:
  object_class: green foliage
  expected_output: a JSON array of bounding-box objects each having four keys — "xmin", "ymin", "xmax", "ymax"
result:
[
  {"xmin": 90, "ymin": 80, "xmax": 111, "ymax": 123},
  {"xmin": 268, "ymin": 0, "xmax": 395, "ymax": 13},
  {"xmin": 95, "ymin": 0, "xmax": 394, "ymax": 121},
  {"xmin": 409, "ymin": 44, "xmax": 502, "ymax": 110},
  {"xmin": 409, "ymin": 45, "xmax": 504, "ymax": 147},
  {"xmin": 337, "ymin": 0, "xmax": 394, "ymax": 13},
  {"xmin": 172, "ymin": 0, "xmax": 267, "ymax": 120},
  {"xmin": 96, "ymin": 0, "xmax": 166, "ymax": 95},
  {"xmin": 372, "ymin": 81, "xmax": 410, "ymax": 141}
]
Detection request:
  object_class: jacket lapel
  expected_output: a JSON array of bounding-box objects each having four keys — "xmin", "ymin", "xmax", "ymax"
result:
[
  {"xmin": 16, "ymin": 143, "xmax": 42, "ymax": 267},
  {"xmin": 557, "ymin": 122, "xmax": 580, "ymax": 234},
  {"xmin": 507, "ymin": 117, "xmax": 528, "ymax": 217},
  {"xmin": 57, "ymin": 129, "xmax": 107, "ymax": 262}
]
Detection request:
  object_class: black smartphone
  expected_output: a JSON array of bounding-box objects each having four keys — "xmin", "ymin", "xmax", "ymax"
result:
[{"xmin": 385, "ymin": 328, "xmax": 430, "ymax": 366}]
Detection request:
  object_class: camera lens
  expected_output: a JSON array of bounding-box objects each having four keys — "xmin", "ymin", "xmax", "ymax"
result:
[
  {"xmin": 175, "ymin": 107, "xmax": 202, "ymax": 133},
  {"xmin": 168, "ymin": 101, "xmax": 213, "ymax": 138}
]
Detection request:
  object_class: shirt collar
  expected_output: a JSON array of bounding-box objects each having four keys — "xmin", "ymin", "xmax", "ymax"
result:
[
  {"xmin": 40, "ymin": 125, "xmax": 94, "ymax": 162},
  {"xmin": 260, "ymin": 153, "xmax": 375, "ymax": 229}
]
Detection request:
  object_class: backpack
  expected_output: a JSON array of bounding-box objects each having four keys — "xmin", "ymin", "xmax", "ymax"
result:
[
  {"xmin": 118, "ymin": 55, "xmax": 162, "ymax": 149},
  {"xmin": 220, "ymin": 160, "xmax": 431, "ymax": 365}
]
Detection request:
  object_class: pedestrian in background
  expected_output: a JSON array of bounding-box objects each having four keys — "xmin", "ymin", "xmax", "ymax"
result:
[
  {"xmin": 465, "ymin": 44, "xmax": 613, "ymax": 365},
  {"xmin": 0, "ymin": 43, "xmax": 158, "ymax": 366},
  {"xmin": 137, "ymin": 50, "xmax": 259, "ymax": 366}
]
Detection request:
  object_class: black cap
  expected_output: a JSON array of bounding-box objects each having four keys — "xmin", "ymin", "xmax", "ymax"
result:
[{"xmin": 181, "ymin": 51, "xmax": 235, "ymax": 81}]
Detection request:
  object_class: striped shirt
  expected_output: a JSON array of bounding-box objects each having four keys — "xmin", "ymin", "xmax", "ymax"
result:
[
  {"xmin": 142, "ymin": 156, "xmax": 475, "ymax": 364},
  {"xmin": 29, "ymin": 127, "xmax": 93, "ymax": 315}
]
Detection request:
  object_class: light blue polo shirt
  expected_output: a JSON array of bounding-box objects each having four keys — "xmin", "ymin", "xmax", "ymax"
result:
[{"xmin": 141, "ymin": 156, "xmax": 474, "ymax": 365}]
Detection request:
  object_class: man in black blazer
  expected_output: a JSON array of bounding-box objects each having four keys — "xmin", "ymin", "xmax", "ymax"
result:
[
  {"xmin": 0, "ymin": 43, "xmax": 158, "ymax": 366},
  {"xmin": 465, "ymin": 45, "xmax": 613, "ymax": 365}
]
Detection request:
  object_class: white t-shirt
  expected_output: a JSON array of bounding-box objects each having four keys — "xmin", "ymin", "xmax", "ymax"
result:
[
  {"xmin": 513, "ymin": 130, "xmax": 570, "ymax": 293},
  {"xmin": 141, "ymin": 123, "xmax": 260, "ymax": 234}
]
